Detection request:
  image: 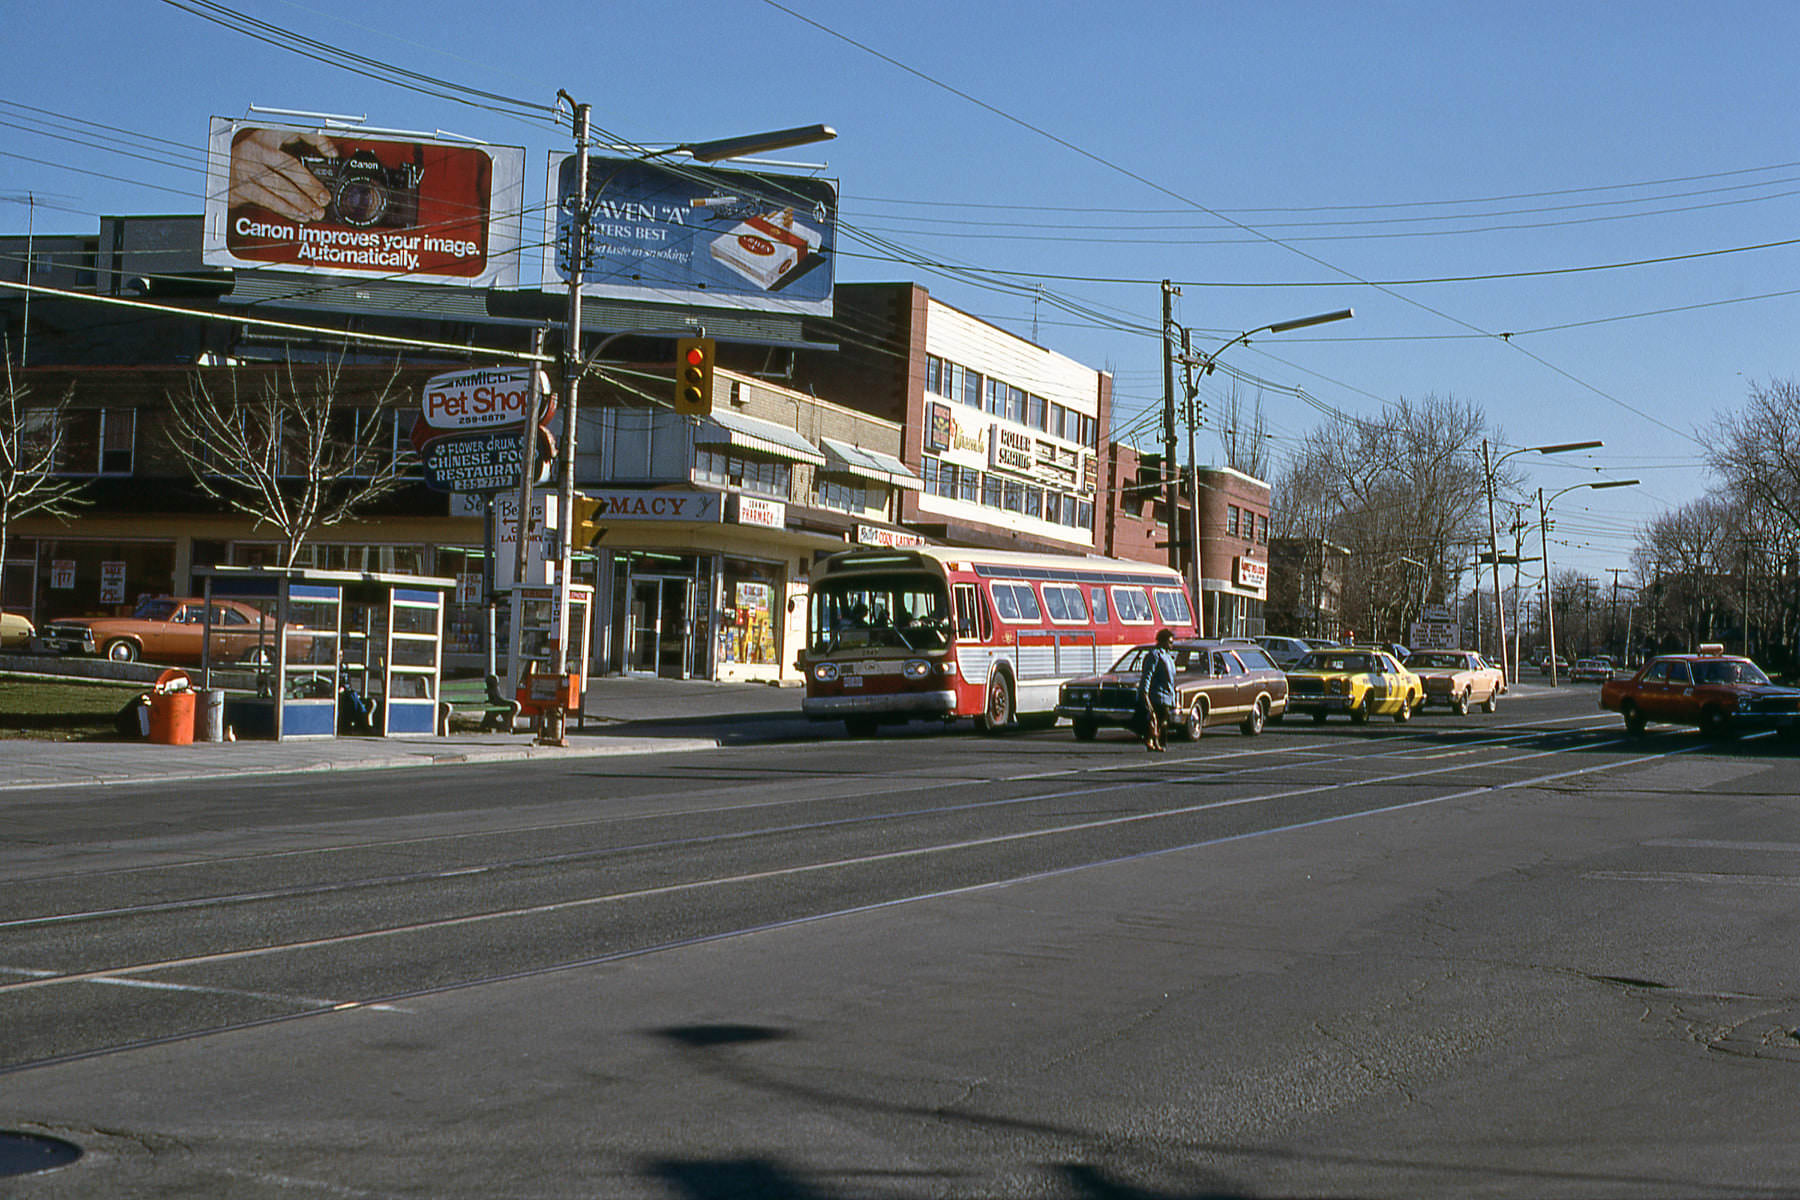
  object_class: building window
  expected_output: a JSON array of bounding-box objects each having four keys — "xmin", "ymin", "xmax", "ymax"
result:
[
  {"xmin": 1226, "ymin": 505, "xmax": 1240, "ymax": 537},
  {"xmin": 958, "ymin": 468, "xmax": 981, "ymax": 503},
  {"xmin": 985, "ymin": 377, "xmax": 1005, "ymax": 416},
  {"xmin": 925, "ymin": 355, "xmax": 943, "ymax": 396},
  {"xmin": 49, "ymin": 409, "xmax": 135, "ymax": 476},
  {"xmin": 983, "ymin": 474, "xmax": 1004, "ymax": 508},
  {"xmin": 817, "ymin": 476, "xmax": 872, "ymax": 513},
  {"xmin": 694, "ymin": 447, "xmax": 789, "ymax": 499},
  {"xmin": 961, "ymin": 367, "xmax": 983, "ymax": 408},
  {"xmin": 1027, "ymin": 394, "xmax": 1046, "ymax": 431},
  {"xmin": 1255, "ymin": 512, "xmax": 1268, "ymax": 544}
]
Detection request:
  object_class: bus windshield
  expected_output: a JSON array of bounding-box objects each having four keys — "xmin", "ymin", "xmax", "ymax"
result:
[{"xmin": 810, "ymin": 574, "xmax": 952, "ymax": 653}]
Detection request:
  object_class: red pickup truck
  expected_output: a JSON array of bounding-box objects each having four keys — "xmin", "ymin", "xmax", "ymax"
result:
[{"xmin": 1598, "ymin": 647, "xmax": 1800, "ymax": 738}]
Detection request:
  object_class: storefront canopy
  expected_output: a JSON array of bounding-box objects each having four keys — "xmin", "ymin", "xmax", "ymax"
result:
[
  {"xmin": 696, "ymin": 410, "xmax": 825, "ymax": 467},
  {"xmin": 818, "ymin": 437, "xmax": 924, "ymax": 490}
]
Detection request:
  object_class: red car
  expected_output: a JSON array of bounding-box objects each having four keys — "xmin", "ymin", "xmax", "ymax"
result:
[{"xmin": 1598, "ymin": 647, "xmax": 1800, "ymax": 738}]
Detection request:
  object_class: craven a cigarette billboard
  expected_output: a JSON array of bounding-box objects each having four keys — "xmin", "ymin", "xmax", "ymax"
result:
[
  {"xmin": 547, "ymin": 154, "xmax": 838, "ymax": 315},
  {"xmin": 203, "ymin": 117, "xmax": 526, "ymax": 287}
]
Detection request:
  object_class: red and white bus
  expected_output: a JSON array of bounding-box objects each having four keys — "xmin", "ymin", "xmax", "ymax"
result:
[{"xmin": 801, "ymin": 546, "xmax": 1198, "ymax": 735}]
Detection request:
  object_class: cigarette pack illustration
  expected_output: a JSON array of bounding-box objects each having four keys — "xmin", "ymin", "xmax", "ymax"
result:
[{"xmin": 709, "ymin": 209, "xmax": 822, "ymax": 291}]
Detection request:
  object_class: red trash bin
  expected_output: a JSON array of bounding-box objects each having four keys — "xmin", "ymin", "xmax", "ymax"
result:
[{"xmin": 147, "ymin": 669, "xmax": 195, "ymax": 746}]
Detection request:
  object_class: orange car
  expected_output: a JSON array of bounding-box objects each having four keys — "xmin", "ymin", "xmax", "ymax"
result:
[{"xmin": 38, "ymin": 596, "xmax": 285, "ymax": 665}]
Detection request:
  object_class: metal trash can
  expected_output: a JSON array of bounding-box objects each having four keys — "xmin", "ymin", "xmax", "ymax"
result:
[{"xmin": 196, "ymin": 688, "xmax": 226, "ymax": 743}]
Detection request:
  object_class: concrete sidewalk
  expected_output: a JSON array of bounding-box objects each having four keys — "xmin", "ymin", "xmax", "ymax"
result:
[{"xmin": 0, "ymin": 675, "xmax": 817, "ymax": 793}]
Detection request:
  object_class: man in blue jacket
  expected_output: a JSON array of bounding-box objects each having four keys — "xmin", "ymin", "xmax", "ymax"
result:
[{"xmin": 1137, "ymin": 627, "xmax": 1179, "ymax": 752}]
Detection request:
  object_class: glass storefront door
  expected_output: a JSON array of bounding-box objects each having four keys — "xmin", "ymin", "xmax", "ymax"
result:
[{"xmin": 627, "ymin": 576, "xmax": 691, "ymax": 678}]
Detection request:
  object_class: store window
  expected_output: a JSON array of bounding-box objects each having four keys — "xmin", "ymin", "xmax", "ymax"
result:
[
  {"xmin": 719, "ymin": 558, "xmax": 782, "ymax": 668},
  {"xmin": 694, "ymin": 447, "xmax": 790, "ymax": 499}
]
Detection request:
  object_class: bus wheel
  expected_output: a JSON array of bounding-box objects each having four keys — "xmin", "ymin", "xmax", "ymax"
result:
[
  {"xmin": 979, "ymin": 673, "xmax": 1014, "ymax": 733},
  {"xmin": 844, "ymin": 716, "xmax": 879, "ymax": 739}
]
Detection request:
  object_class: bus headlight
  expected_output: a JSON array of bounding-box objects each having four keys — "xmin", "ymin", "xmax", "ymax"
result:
[
  {"xmin": 813, "ymin": 662, "xmax": 840, "ymax": 683},
  {"xmin": 902, "ymin": 659, "xmax": 932, "ymax": 680}
]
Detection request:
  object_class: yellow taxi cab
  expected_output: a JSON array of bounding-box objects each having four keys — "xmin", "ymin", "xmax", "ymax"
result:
[{"xmin": 1283, "ymin": 646, "xmax": 1424, "ymax": 724}]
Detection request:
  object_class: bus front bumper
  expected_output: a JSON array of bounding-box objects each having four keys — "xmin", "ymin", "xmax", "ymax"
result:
[{"xmin": 803, "ymin": 690, "xmax": 958, "ymax": 720}]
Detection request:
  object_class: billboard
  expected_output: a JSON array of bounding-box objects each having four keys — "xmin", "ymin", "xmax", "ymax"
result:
[
  {"xmin": 204, "ymin": 117, "xmax": 526, "ymax": 287},
  {"xmin": 548, "ymin": 154, "xmax": 837, "ymax": 314}
]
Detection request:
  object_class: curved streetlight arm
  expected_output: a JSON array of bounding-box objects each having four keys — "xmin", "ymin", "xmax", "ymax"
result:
[
  {"xmin": 1538, "ymin": 478, "xmax": 1639, "ymax": 685},
  {"xmin": 1190, "ymin": 308, "xmax": 1355, "ymax": 374}
]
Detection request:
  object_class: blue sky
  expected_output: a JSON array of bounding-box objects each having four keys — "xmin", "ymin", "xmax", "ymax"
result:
[{"xmin": 8, "ymin": 1, "xmax": 1799, "ymax": 580}]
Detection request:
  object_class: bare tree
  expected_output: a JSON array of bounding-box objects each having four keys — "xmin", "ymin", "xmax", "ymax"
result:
[
  {"xmin": 163, "ymin": 357, "xmax": 415, "ymax": 568},
  {"xmin": 1702, "ymin": 378, "xmax": 1800, "ymax": 529},
  {"xmin": 1216, "ymin": 381, "xmax": 1271, "ymax": 481},
  {"xmin": 1276, "ymin": 393, "xmax": 1493, "ymax": 640},
  {"xmin": 0, "ymin": 357, "xmax": 88, "ymax": 574}
]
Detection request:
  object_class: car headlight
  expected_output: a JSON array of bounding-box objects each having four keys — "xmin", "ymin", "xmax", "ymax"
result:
[
  {"xmin": 902, "ymin": 659, "xmax": 932, "ymax": 680},
  {"xmin": 812, "ymin": 662, "xmax": 840, "ymax": 683},
  {"xmin": 1329, "ymin": 677, "xmax": 1348, "ymax": 694}
]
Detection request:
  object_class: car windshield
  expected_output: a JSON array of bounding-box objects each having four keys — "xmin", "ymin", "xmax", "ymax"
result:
[
  {"xmin": 1690, "ymin": 660, "xmax": 1771, "ymax": 686},
  {"xmin": 132, "ymin": 598, "xmax": 179, "ymax": 621},
  {"xmin": 1407, "ymin": 653, "xmax": 1466, "ymax": 670},
  {"xmin": 1297, "ymin": 652, "xmax": 1374, "ymax": 674}
]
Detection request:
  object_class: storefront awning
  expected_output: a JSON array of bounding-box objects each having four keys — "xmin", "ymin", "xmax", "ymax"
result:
[
  {"xmin": 696, "ymin": 410, "xmax": 825, "ymax": 466},
  {"xmin": 818, "ymin": 437, "xmax": 923, "ymax": 490}
]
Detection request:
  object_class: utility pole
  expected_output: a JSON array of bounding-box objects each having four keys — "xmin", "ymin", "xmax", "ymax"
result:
[
  {"xmin": 1482, "ymin": 439, "xmax": 1507, "ymax": 681},
  {"xmin": 1607, "ymin": 567, "xmax": 1626, "ymax": 657},
  {"xmin": 1180, "ymin": 325, "xmax": 1203, "ymax": 634},
  {"xmin": 1160, "ymin": 281, "xmax": 1180, "ymax": 576},
  {"xmin": 557, "ymin": 98, "xmax": 590, "ymax": 692}
]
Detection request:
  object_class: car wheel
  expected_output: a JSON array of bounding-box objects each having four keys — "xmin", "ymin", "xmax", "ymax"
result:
[
  {"xmin": 1481, "ymin": 689, "xmax": 1498, "ymax": 714},
  {"xmin": 1240, "ymin": 697, "xmax": 1267, "ymax": 736},
  {"xmin": 1394, "ymin": 697, "xmax": 1413, "ymax": 723},
  {"xmin": 103, "ymin": 639, "xmax": 139, "ymax": 663},
  {"xmin": 1180, "ymin": 696, "xmax": 1207, "ymax": 740},
  {"xmin": 1349, "ymin": 701, "xmax": 1369, "ymax": 725},
  {"xmin": 843, "ymin": 715, "xmax": 879, "ymax": 739},
  {"xmin": 1451, "ymin": 689, "xmax": 1469, "ymax": 716},
  {"xmin": 241, "ymin": 645, "xmax": 273, "ymax": 667},
  {"xmin": 1698, "ymin": 707, "xmax": 1735, "ymax": 739},
  {"xmin": 978, "ymin": 671, "xmax": 1014, "ymax": 734},
  {"xmin": 1072, "ymin": 719, "xmax": 1098, "ymax": 742},
  {"xmin": 1621, "ymin": 701, "xmax": 1646, "ymax": 736}
]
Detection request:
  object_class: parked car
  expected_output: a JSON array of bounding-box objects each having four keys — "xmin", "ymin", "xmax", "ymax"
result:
[
  {"xmin": 1599, "ymin": 646, "xmax": 1800, "ymax": 737},
  {"xmin": 1057, "ymin": 639, "xmax": 1290, "ymax": 741},
  {"xmin": 1284, "ymin": 647, "xmax": 1424, "ymax": 724},
  {"xmin": 37, "ymin": 596, "xmax": 284, "ymax": 665},
  {"xmin": 1, "ymin": 610, "xmax": 33, "ymax": 651},
  {"xmin": 1570, "ymin": 658, "xmax": 1613, "ymax": 683},
  {"xmin": 1538, "ymin": 654, "xmax": 1570, "ymax": 676},
  {"xmin": 1254, "ymin": 635, "xmax": 1313, "ymax": 670},
  {"xmin": 1403, "ymin": 649, "xmax": 1505, "ymax": 714}
]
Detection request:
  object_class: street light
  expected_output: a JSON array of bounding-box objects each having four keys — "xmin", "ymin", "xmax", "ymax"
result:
[
  {"xmin": 1175, "ymin": 307, "xmax": 1354, "ymax": 633},
  {"xmin": 546, "ymin": 96, "xmax": 835, "ymax": 740},
  {"xmin": 1538, "ymin": 478, "xmax": 1638, "ymax": 686},
  {"xmin": 1481, "ymin": 438, "xmax": 1602, "ymax": 683}
]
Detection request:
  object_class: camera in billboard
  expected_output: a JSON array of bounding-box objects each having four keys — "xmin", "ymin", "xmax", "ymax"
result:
[{"xmin": 286, "ymin": 143, "xmax": 423, "ymax": 230}]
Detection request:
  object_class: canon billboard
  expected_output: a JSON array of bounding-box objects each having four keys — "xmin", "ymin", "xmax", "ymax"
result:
[{"xmin": 203, "ymin": 117, "xmax": 526, "ymax": 287}]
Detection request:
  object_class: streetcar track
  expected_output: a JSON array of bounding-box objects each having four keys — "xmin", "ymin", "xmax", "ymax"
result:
[
  {"xmin": 0, "ymin": 714, "xmax": 1620, "ymax": 893},
  {"xmin": 0, "ymin": 724, "xmax": 1626, "ymax": 930},
  {"xmin": 0, "ymin": 730, "xmax": 1667, "ymax": 998},
  {"xmin": 0, "ymin": 731, "xmax": 1707, "ymax": 1078}
]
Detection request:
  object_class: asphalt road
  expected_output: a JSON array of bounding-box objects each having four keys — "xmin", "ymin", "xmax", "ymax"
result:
[{"xmin": 4, "ymin": 689, "xmax": 1799, "ymax": 1198}]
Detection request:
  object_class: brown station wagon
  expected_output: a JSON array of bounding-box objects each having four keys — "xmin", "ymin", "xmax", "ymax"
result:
[{"xmin": 1057, "ymin": 638, "xmax": 1290, "ymax": 741}]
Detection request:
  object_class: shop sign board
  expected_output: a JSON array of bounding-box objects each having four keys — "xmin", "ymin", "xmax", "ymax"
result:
[
  {"xmin": 989, "ymin": 426, "xmax": 1034, "ymax": 475},
  {"xmin": 926, "ymin": 402, "xmax": 988, "ymax": 468},
  {"xmin": 732, "ymin": 495, "xmax": 786, "ymax": 529},
  {"xmin": 548, "ymin": 154, "xmax": 839, "ymax": 315},
  {"xmin": 856, "ymin": 524, "xmax": 925, "ymax": 549},
  {"xmin": 584, "ymin": 489, "xmax": 722, "ymax": 523},
  {"xmin": 420, "ymin": 430, "xmax": 531, "ymax": 493},
  {"xmin": 203, "ymin": 117, "xmax": 527, "ymax": 287},
  {"xmin": 422, "ymin": 367, "xmax": 551, "ymax": 432},
  {"xmin": 50, "ymin": 560, "xmax": 76, "ymax": 589},
  {"xmin": 1409, "ymin": 617, "xmax": 1463, "ymax": 650},
  {"xmin": 1234, "ymin": 556, "xmax": 1268, "ymax": 592}
]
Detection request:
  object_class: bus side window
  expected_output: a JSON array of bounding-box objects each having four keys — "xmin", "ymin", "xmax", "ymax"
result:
[
  {"xmin": 953, "ymin": 583, "xmax": 981, "ymax": 640},
  {"xmin": 1090, "ymin": 586, "xmax": 1108, "ymax": 624}
]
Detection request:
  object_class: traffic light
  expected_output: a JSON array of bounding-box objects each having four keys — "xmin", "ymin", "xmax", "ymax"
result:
[
  {"xmin": 569, "ymin": 493, "xmax": 606, "ymax": 550},
  {"xmin": 673, "ymin": 336, "xmax": 715, "ymax": 417}
]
